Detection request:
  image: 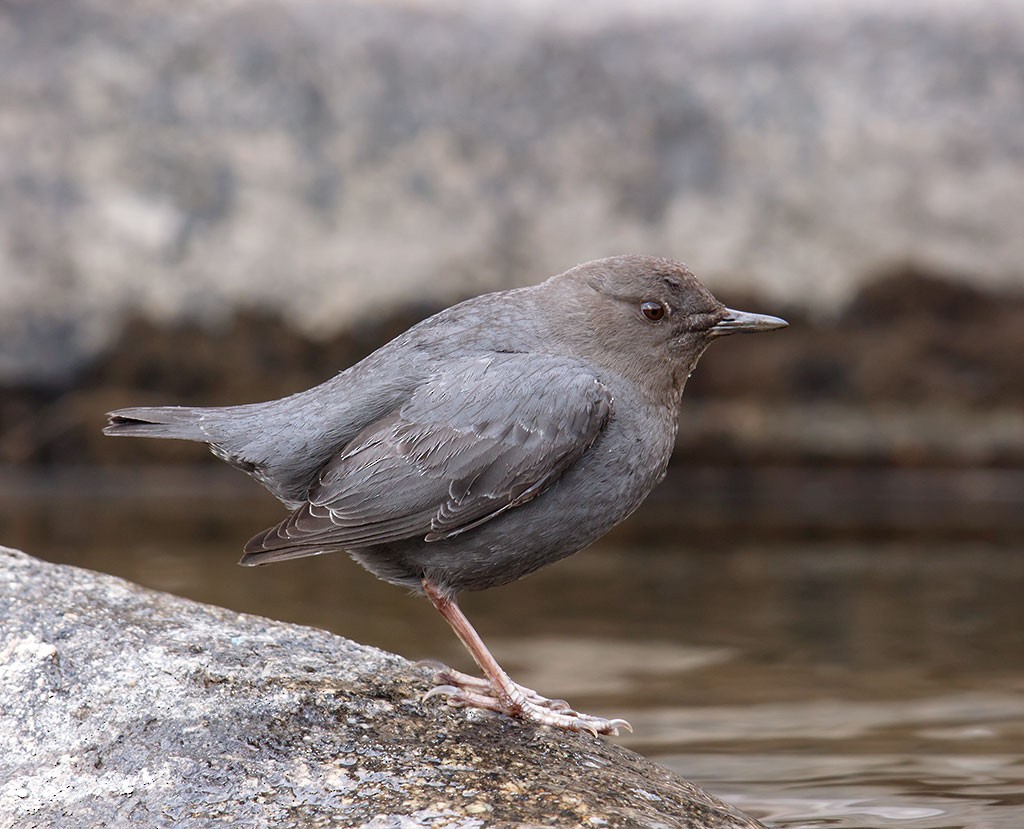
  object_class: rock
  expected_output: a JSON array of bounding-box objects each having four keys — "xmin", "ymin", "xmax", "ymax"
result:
[
  {"xmin": 1, "ymin": 0, "xmax": 1022, "ymax": 383},
  {"xmin": 0, "ymin": 546, "xmax": 763, "ymax": 829}
]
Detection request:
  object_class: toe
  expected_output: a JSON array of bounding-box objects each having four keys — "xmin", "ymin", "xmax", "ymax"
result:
[{"xmin": 608, "ymin": 718, "xmax": 633, "ymax": 734}]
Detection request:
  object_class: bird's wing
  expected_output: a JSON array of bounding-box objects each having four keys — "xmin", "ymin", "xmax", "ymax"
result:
[{"xmin": 241, "ymin": 353, "xmax": 613, "ymax": 563}]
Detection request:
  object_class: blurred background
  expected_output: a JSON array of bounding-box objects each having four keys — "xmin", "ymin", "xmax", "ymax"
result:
[{"xmin": 1, "ymin": 1, "xmax": 1022, "ymax": 827}]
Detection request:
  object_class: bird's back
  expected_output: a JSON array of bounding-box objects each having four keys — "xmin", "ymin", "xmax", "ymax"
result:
[{"xmin": 106, "ymin": 286, "xmax": 547, "ymax": 506}]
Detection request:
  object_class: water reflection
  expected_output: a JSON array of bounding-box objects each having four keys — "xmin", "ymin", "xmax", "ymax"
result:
[
  {"xmin": 670, "ymin": 753, "xmax": 1024, "ymax": 828},
  {"xmin": 2, "ymin": 466, "xmax": 1023, "ymax": 828}
]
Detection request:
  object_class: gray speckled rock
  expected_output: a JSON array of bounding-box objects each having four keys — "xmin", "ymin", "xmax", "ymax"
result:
[
  {"xmin": 1, "ymin": 0, "xmax": 1021, "ymax": 382},
  {"xmin": 0, "ymin": 547, "xmax": 763, "ymax": 829}
]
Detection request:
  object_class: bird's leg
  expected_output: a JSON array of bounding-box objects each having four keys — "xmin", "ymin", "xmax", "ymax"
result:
[{"xmin": 420, "ymin": 579, "xmax": 631, "ymax": 736}]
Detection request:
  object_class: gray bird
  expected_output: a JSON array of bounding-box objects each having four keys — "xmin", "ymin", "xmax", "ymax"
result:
[{"xmin": 104, "ymin": 255, "xmax": 786, "ymax": 735}]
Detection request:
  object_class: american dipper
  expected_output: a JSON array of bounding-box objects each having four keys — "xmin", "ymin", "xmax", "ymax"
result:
[{"xmin": 105, "ymin": 255, "xmax": 786, "ymax": 736}]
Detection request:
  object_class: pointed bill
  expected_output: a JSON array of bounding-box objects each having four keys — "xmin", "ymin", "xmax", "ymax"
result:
[{"xmin": 709, "ymin": 308, "xmax": 788, "ymax": 337}]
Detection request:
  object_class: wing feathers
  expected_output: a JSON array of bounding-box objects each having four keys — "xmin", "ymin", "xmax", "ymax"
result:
[{"xmin": 241, "ymin": 354, "xmax": 612, "ymax": 565}]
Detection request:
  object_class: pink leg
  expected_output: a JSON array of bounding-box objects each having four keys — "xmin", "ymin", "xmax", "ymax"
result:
[{"xmin": 420, "ymin": 579, "xmax": 631, "ymax": 737}]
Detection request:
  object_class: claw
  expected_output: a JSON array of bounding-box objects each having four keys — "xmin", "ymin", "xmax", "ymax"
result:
[
  {"xmin": 609, "ymin": 718, "xmax": 633, "ymax": 734},
  {"xmin": 422, "ymin": 684, "xmax": 461, "ymax": 703},
  {"xmin": 415, "ymin": 658, "xmax": 448, "ymax": 672}
]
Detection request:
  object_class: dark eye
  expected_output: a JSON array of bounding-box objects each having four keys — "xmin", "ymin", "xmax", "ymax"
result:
[{"xmin": 640, "ymin": 301, "xmax": 666, "ymax": 321}]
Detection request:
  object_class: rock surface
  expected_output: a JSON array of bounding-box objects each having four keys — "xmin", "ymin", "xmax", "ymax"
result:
[
  {"xmin": 1, "ymin": 0, "xmax": 1021, "ymax": 383},
  {"xmin": 0, "ymin": 546, "xmax": 763, "ymax": 829}
]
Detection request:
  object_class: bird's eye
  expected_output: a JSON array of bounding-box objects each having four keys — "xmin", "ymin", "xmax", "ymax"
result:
[{"xmin": 640, "ymin": 301, "xmax": 666, "ymax": 322}]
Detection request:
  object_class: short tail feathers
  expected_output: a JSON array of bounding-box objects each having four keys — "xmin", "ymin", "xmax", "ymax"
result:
[{"xmin": 103, "ymin": 406, "xmax": 210, "ymax": 442}]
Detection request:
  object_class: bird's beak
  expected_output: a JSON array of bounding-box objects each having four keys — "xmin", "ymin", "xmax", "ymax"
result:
[{"xmin": 709, "ymin": 308, "xmax": 788, "ymax": 337}]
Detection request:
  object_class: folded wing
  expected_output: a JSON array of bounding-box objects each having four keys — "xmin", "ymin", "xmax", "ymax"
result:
[{"xmin": 241, "ymin": 353, "xmax": 613, "ymax": 564}]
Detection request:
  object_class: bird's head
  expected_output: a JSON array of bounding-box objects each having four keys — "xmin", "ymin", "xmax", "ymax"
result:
[{"xmin": 548, "ymin": 255, "xmax": 787, "ymax": 401}]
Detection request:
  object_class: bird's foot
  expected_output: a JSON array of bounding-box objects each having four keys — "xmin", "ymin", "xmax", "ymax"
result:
[{"xmin": 418, "ymin": 660, "xmax": 632, "ymax": 736}]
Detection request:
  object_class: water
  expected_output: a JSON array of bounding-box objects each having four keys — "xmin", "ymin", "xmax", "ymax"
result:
[{"xmin": 3, "ymin": 466, "xmax": 1023, "ymax": 828}]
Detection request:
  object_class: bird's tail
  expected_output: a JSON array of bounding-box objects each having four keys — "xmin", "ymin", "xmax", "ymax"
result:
[{"xmin": 103, "ymin": 406, "xmax": 211, "ymax": 442}]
